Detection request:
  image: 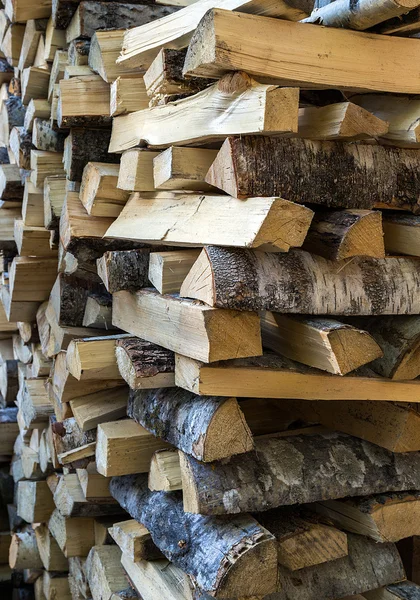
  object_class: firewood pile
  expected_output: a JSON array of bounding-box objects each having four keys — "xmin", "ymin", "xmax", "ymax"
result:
[{"xmin": 0, "ymin": 0, "xmax": 420, "ymax": 598}]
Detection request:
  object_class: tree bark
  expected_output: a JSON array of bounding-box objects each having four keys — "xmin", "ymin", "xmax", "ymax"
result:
[
  {"xmin": 128, "ymin": 388, "xmax": 253, "ymax": 462},
  {"xmin": 205, "ymin": 136, "xmax": 420, "ymax": 212},
  {"xmin": 32, "ymin": 118, "xmax": 67, "ymax": 153},
  {"xmin": 109, "ymin": 473, "xmax": 278, "ymax": 598},
  {"xmin": 97, "ymin": 249, "xmax": 150, "ymax": 294},
  {"xmin": 180, "ymin": 247, "xmax": 420, "ymax": 315},
  {"xmin": 179, "ymin": 431, "xmax": 420, "ymax": 515},
  {"xmin": 64, "ymin": 129, "xmax": 119, "ymax": 182},
  {"xmin": 67, "ymin": 38, "xmax": 91, "ymax": 66},
  {"xmin": 9, "ymin": 127, "xmax": 34, "ymax": 170},
  {"xmin": 302, "ymin": 209, "xmax": 385, "ymax": 260},
  {"xmin": 51, "ymin": 273, "xmax": 111, "ymax": 327},
  {"xmin": 115, "ymin": 337, "xmax": 175, "ymax": 388}
]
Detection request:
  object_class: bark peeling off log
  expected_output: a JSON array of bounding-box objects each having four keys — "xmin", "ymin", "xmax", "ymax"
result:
[{"xmin": 110, "ymin": 474, "xmax": 277, "ymax": 597}]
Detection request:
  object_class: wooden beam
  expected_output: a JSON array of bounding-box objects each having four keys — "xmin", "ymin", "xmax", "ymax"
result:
[
  {"xmin": 205, "ymin": 136, "xmax": 420, "ymax": 212},
  {"xmin": 109, "ymin": 73, "xmax": 299, "ymax": 152},
  {"xmin": 128, "ymin": 388, "xmax": 253, "ymax": 461},
  {"xmin": 112, "ymin": 288, "xmax": 262, "ymax": 363},
  {"xmin": 175, "ymin": 353, "xmax": 420, "ymax": 401},
  {"xmin": 179, "ymin": 432, "xmax": 420, "ymax": 515},
  {"xmin": 105, "ymin": 193, "xmax": 313, "ymax": 252},
  {"xmin": 180, "ymin": 247, "xmax": 420, "ymax": 314},
  {"xmin": 183, "ymin": 9, "xmax": 420, "ymax": 94},
  {"xmin": 115, "ymin": 337, "xmax": 175, "ymax": 390}
]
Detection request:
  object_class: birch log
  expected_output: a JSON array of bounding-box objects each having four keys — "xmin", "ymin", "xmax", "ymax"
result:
[
  {"xmin": 127, "ymin": 388, "xmax": 253, "ymax": 461},
  {"xmin": 205, "ymin": 136, "xmax": 420, "ymax": 212},
  {"xmin": 180, "ymin": 247, "xmax": 420, "ymax": 315},
  {"xmin": 179, "ymin": 431, "xmax": 420, "ymax": 515},
  {"xmin": 109, "ymin": 473, "xmax": 278, "ymax": 598}
]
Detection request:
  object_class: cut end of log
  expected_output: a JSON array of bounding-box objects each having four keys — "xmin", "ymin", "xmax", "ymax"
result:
[
  {"xmin": 328, "ymin": 328, "xmax": 384, "ymax": 375},
  {"xmin": 335, "ymin": 210, "xmax": 385, "ymax": 260},
  {"xmin": 180, "ymin": 248, "xmax": 215, "ymax": 306},
  {"xmin": 204, "ymin": 396, "xmax": 254, "ymax": 461}
]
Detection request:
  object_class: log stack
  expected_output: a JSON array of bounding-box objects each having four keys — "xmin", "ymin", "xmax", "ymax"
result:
[{"xmin": 1, "ymin": 0, "xmax": 420, "ymax": 598}]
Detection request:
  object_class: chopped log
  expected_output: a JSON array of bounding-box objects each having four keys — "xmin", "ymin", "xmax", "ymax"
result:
[
  {"xmin": 85, "ymin": 546, "xmax": 133, "ymax": 600},
  {"xmin": 43, "ymin": 571, "xmax": 71, "ymax": 600},
  {"xmin": 96, "ymin": 419, "xmax": 170, "ymax": 477},
  {"xmin": 0, "ymin": 408, "xmax": 19, "ymax": 454},
  {"xmin": 2, "ymin": 23, "xmax": 25, "ymax": 68},
  {"xmin": 58, "ymin": 75, "xmax": 112, "ymax": 128},
  {"xmin": 110, "ymin": 75, "xmax": 149, "ymax": 117},
  {"xmin": 14, "ymin": 222, "xmax": 57, "ymax": 257},
  {"xmin": 21, "ymin": 67, "xmax": 50, "ymax": 105},
  {"xmin": 9, "ymin": 530, "xmax": 43, "ymax": 570},
  {"xmin": 302, "ymin": 209, "xmax": 385, "ymax": 260},
  {"xmin": 110, "ymin": 473, "xmax": 278, "ymax": 597},
  {"xmin": 22, "ymin": 181, "xmax": 43, "ymax": 227},
  {"xmin": 128, "ymin": 388, "xmax": 253, "ymax": 461},
  {"xmin": 89, "ymin": 29, "xmax": 143, "ymax": 84},
  {"xmin": 24, "ymin": 99, "xmax": 50, "ymax": 132},
  {"xmin": 68, "ymin": 557, "xmax": 91, "ymax": 599},
  {"xmin": 9, "ymin": 127, "xmax": 34, "ymax": 170},
  {"xmin": 0, "ymin": 164, "xmax": 23, "ymax": 200},
  {"xmin": 112, "ymin": 289, "xmax": 262, "ymax": 363},
  {"xmin": 19, "ymin": 377, "xmax": 54, "ymax": 429},
  {"xmin": 180, "ymin": 247, "xmax": 420, "ymax": 314},
  {"xmin": 44, "ymin": 17, "xmax": 67, "ymax": 62},
  {"xmin": 66, "ymin": 335, "xmax": 127, "ymax": 380},
  {"xmin": 77, "ymin": 464, "xmax": 112, "ymax": 500},
  {"xmin": 0, "ymin": 361, "xmax": 19, "ymax": 407},
  {"xmin": 175, "ymin": 353, "xmax": 420, "ymax": 401},
  {"xmin": 16, "ymin": 480, "xmax": 54, "ymax": 523},
  {"xmin": 70, "ymin": 386, "xmax": 128, "ymax": 431},
  {"xmin": 105, "ymin": 193, "xmax": 314, "ymax": 252},
  {"xmin": 109, "ymin": 519, "xmax": 162, "ymax": 561},
  {"xmin": 179, "ymin": 431, "xmax": 420, "ymax": 515},
  {"xmin": 32, "ymin": 118, "xmax": 66, "ymax": 153},
  {"xmin": 302, "ymin": 0, "xmax": 420, "ymax": 29},
  {"xmin": 115, "ymin": 337, "xmax": 175, "ymax": 390},
  {"xmin": 116, "ymin": 0, "xmax": 314, "ymax": 70},
  {"xmin": 0, "ymin": 97, "xmax": 25, "ymax": 148},
  {"xmin": 109, "ymin": 73, "xmax": 299, "ymax": 152},
  {"xmin": 48, "ymin": 49, "xmax": 68, "ymax": 101},
  {"xmin": 383, "ymin": 214, "xmax": 420, "ymax": 256},
  {"xmin": 34, "ymin": 524, "xmax": 69, "ymax": 572},
  {"xmin": 97, "ymin": 249, "xmax": 150, "ymax": 293},
  {"xmin": 18, "ymin": 18, "xmax": 48, "ymax": 72},
  {"xmin": 49, "ymin": 508, "xmax": 96, "ymax": 557},
  {"xmin": 261, "ymin": 313, "xmax": 383, "ymax": 375},
  {"xmin": 117, "ymin": 149, "xmax": 158, "ymax": 191},
  {"xmin": 68, "ymin": 37, "xmax": 91, "ymax": 66},
  {"xmin": 30, "ymin": 150, "xmax": 64, "ymax": 187},
  {"xmin": 183, "ymin": 9, "xmax": 420, "ymax": 94},
  {"xmin": 53, "ymin": 473, "xmax": 122, "ymax": 518},
  {"xmin": 63, "ymin": 128, "xmax": 119, "ymax": 182},
  {"xmin": 13, "ymin": 334, "xmax": 32, "ymax": 363},
  {"xmin": 66, "ymin": 2, "xmax": 178, "ymax": 43},
  {"xmin": 314, "ymin": 491, "xmax": 420, "ymax": 543},
  {"xmin": 44, "ymin": 176, "xmax": 66, "ymax": 230},
  {"xmin": 148, "ymin": 250, "xmax": 201, "ymax": 294},
  {"xmin": 4, "ymin": 0, "xmax": 52, "ymax": 21},
  {"xmin": 153, "ymin": 147, "xmax": 218, "ymax": 191},
  {"xmin": 148, "ymin": 448, "xmax": 182, "ymax": 492},
  {"xmin": 206, "ymin": 136, "xmax": 420, "ymax": 212},
  {"xmin": 80, "ymin": 163, "xmax": 130, "ymax": 218},
  {"xmin": 83, "ymin": 294, "xmax": 117, "ymax": 329}
]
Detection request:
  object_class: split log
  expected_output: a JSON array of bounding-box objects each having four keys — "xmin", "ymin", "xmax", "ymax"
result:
[
  {"xmin": 77, "ymin": 464, "xmax": 112, "ymax": 500},
  {"xmin": 68, "ymin": 38, "xmax": 91, "ymax": 65},
  {"xmin": 180, "ymin": 247, "xmax": 420, "ymax": 315},
  {"xmin": 109, "ymin": 73, "xmax": 299, "ymax": 152},
  {"xmin": 30, "ymin": 150, "xmax": 65, "ymax": 187},
  {"xmin": 63, "ymin": 129, "xmax": 118, "ymax": 182},
  {"xmin": 80, "ymin": 163, "xmax": 130, "ymax": 218},
  {"xmin": 115, "ymin": 337, "xmax": 175, "ymax": 389},
  {"xmin": 97, "ymin": 249, "xmax": 150, "ymax": 293},
  {"xmin": 148, "ymin": 448, "xmax": 182, "ymax": 492},
  {"xmin": 53, "ymin": 473, "xmax": 122, "ymax": 518},
  {"xmin": 117, "ymin": 149, "xmax": 158, "ymax": 191},
  {"xmin": 205, "ymin": 136, "xmax": 420, "ymax": 212},
  {"xmin": 382, "ymin": 214, "xmax": 420, "ymax": 256},
  {"xmin": 112, "ymin": 289, "xmax": 262, "ymax": 363},
  {"xmin": 66, "ymin": 2, "xmax": 178, "ymax": 43},
  {"xmin": 175, "ymin": 353, "xmax": 420, "ymax": 401},
  {"xmin": 0, "ymin": 408, "xmax": 19, "ymax": 453},
  {"xmin": 83, "ymin": 294, "xmax": 116, "ymax": 329},
  {"xmin": 148, "ymin": 250, "xmax": 201, "ymax": 294},
  {"xmin": 110, "ymin": 75, "xmax": 149, "ymax": 117},
  {"xmin": 21, "ymin": 67, "xmax": 50, "ymax": 105},
  {"xmin": 32, "ymin": 118, "xmax": 66, "ymax": 153},
  {"xmin": 0, "ymin": 165, "xmax": 23, "ymax": 200},
  {"xmin": 49, "ymin": 509, "xmax": 96, "ymax": 557},
  {"xmin": 302, "ymin": 209, "xmax": 385, "ymax": 260},
  {"xmin": 4, "ymin": 0, "xmax": 52, "ymax": 21},
  {"xmin": 16, "ymin": 480, "xmax": 54, "ymax": 523},
  {"xmin": 128, "ymin": 388, "xmax": 253, "ymax": 461},
  {"xmin": 108, "ymin": 520, "xmax": 162, "ymax": 562},
  {"xmin": 315, "ymin": 491, "xmax": 420, "ymax": 543},
  {"xmin": 44, "ymin": 17, "xmax": 67, "ymax": 62},
  {"xmin": 66, "ymin": 335, "xmax": 128, "ymax": 380},
  {"xmin": 116, "ymin": 0, "xmax": 318, "ymax": 70},
  {"xmin": 34, "ymin": 524, "xmax": 69, "ymax": 572},
  {"xmin": 19, "ymin": 378, "xmax": 54, "ymax": 429},
  {"xmin": 110, "ymin": 473, "xmax": 278, "ymax": 598},
  {"xmin": 183, "ymin": 9, "xmax": 420, "ymax": 94},
  {"xmin": 105, "ymin": 193, "xmax": 314, "ymax": 252},
  {"xmin": 43, "ymin": 571, "xmax": 71, "ymax": 600},
  {"xmin": 22, "ymin": 180, "xmax": 44, "ymax": 228},
  {"xmin": 0, "ymin": 361, "xmax": 18, "ymax": 407},
  {"xmin": 302, "ymin": 0, "xmax": 420, "ymax": 29},
  {"xmin": 44, "ymin": 176, "xmax": 66, "ymax": 230},
  {"xmin": 153, "ymin": 147, "xmax": 218, "ymax": 192},
  {"xmin": 48, "ymin": 49, "xmax": 67, "ymax": 102},
  {"xmin": 58, "ymin": 75, "xmax": 112, "ymax": 128},
  {"xmin": 18, "ymin": 18, "xmax": 48, "ymax": 71},
  {"xmin": 2, "ymin": 23, "xmax": 25, "ymax": 68},
  {"xmin": 9, "ymin": 530, "xmax": 43, "ymax": 570},
  {"xmin": 85, "ymin": 545, "xmax": 137, "ymax": 600},
  {"xmin": 9, "ymin": 127, "xmax": 34, "ymax": 170},
  {"xmin": 69, "ymin": 386, "xmax": 129, "ymax": 431},
  {"xmin": 179, "ymin": 431, "xmax": 420, "ymax": 515},
  {"xmin": 14, "ymin": 222, "xmax": 57, "ymax": 258},
  {"xmin": 261, "ymin": 313, "xmax": 383, "ymax": 375},
  {"xmin": 24, "ymin": 99, "xmax": 50, "ymax": 132},
  {"xmin": 0, "ymin": 96, "xmax": 25, "ymax": 148},
  {"xmin": 89, "ymin": 30, "xmax": 145, "ymax": 84}
]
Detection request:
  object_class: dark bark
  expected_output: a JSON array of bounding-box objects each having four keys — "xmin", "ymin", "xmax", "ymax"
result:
[
  {"xmin": 3, "ymin": 96, "xmax": 26, "ymax": 130},
  {"xmin": 67, "ymin": 38, "xmax": 92, "ymax": 65},
  {"xmin": 32, "ymin": 119, "xmax": 67, "ymax": 152},
  {"xmin": 206, "ymin": 136, "xmax": 420, "ymax": 212},
  {"xmin": 0, "ymin": 147, "xmax": 10, "ymax": 164},
  {"xmin": 147, "ymin": 48, "xmax": 213, "ymax": 98},
  {"xmin": 0, "ymin": 406, "xmax": 18, "ymax": 423},
  {"xmin": 53, "ymin": 273, "xmax": 111, "ymax": 327},
  {"xmin": 65, "ymin": 128, "xmax": 119, "ymax": 181},
  {"xmin": 53, "ymin": 0, "xmax": 167, "ymax": 29},
  {"xmin": 52, "ymin": 416, "xmax": 97, "ymax": 455},
  {"xmin": 128, "ymin": 388, "xmax": 253, "ymax": 461},
  {"xmin": 374, "ymin": 8, "xmax": 420, "ymax": 35},
  {"xmin": 65, "ymin": 238, "xmax": 147, "ymax": 266},
  {"xmin": 98, "ymin": 249, "xmax": 150, "ymax": 293},
  {"xmin": 116, "ymin": 338, "xmax": 174, "ymax": 377},
  {"xmin": 180, "ymin": 431, "xmax": 420, "ymax": 515},
  {"xmin": 110, "ymin": 474, "xmax": 277, "ymax": 597}
]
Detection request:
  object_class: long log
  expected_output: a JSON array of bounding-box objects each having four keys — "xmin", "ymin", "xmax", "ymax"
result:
[
  {"xmin": 179, "ymin": 431, "xmax": 420, "ymax": 515},
  {"xmin": 205, "ymin": 136, "xmax": 420, "ymax": 212},
  {"xmin": 183, "ymin": 9, "xmax": 420, "ymax": 94},
  {"xmin": 180, "ymin": 247, "xmax": 420, "ymax": 315},
  {"xmin": 109, "ymin": 473, "xmax": 278, "ymax": 598},
  {"xmin": 128, "ymin": 388, "xmax": 253, "ymax": 462}
]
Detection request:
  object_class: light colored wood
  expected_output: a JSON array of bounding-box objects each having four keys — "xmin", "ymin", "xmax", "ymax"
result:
[
  {"xmin": 110, "ymin": 75, "xmax": 149, "ymax": 117},
  {"xmin": 60, "ymin": 191, "xmax": 114, "ymax": 251},
  {"xmin": 48, "ymin": 49, "xmax": 67, "ymax": 101},
  {"xmin": 83, "ymin": 295, "xmax": 116, "ymax": 330},
  {"xmin": 121, "ymin": 554, "xmax": 191, "ymax": 600},
  {"xmin": 35, "ymin": 523, "xmax": 69, "ymax": 572},
  {"xmin": 44, "ymin": 175, "xmax": 66, "ymax": 229},
  {"xmin": 117, "ymin": 149, "xmax": 159, "ymax": 191},
  {"xmin": 9, "ymin": 257, "xmax": 58, "ymax": 302},
  {"xmin": 66, "ymin": 336, "xmax": 125, "ymax": 380},
  {"xmin": 58, "ymin": 442, "xmax": 96, "ymax": 466},
  {"xmin": 383, "ymin": 214, "xmax": 420, "ymax": 256},
  {"xmin": 109, "ymin": 73, "xmax": 299, "ymax": 152},
  {"xmin": 0, "ymin": 164, "xmax": 22, "ymax": 200},
  {"xmin": 153, "ymin": 146, "xmax": 218, "ymax": 191},
  {"xmin": 58, "ymin": 75, "xmax": 111, "ymax": 128},
  {"xmin": 261, "ymin": 313, "xmax": 383, "ymax": 375},
  {"xmin": 70, "ymin": 387, "xmax": 129, "ymax": 432},
  {"xmin": 24, "ymin": 99, "xmax": 51, "ymax": 132},
  {"xmin": 148, "ymin": 448, "xmax": 182, "ymax": 491},
  {"xmin": 112, "ymin": 288, "xmax": 262, "ymax": 363},
  {"xmin": 22, "ymin": 180, "xmax": 44, "ymax": 227},
  {"xmin": 148, "ymin": 250, "xmax": 201, "ymax": 294},
  {"xmin": 117, "ymin": 0, "xmax": 311, "ymax": 70},
  {"xmin": 4, "ymin": 0, "xmax": 52, "ymax": 21},
  {"xmin": 9, "ymin": 529, "xmax": 43, "ymax": 570},
  {"xmin": 32, "ymin": 344, "xmax": 53, "ymax": 377},
  {"xmin": 0, "ymin": 206, "xmax": 21, "ymax": 242},
  {"xmin": 31, "ymin": 150, "xmax": 64, "ymax": 187},
  {"xmin": 85, "ymin": 546, "xmax": 128, "ymax": 600},
  {"xmin": 49, "ymin": 508, "xmax": 95, "ymax": 558},
  {"xmin": 89, "ymin": 30, "xmax": 141, "ymax": 83},
  {"xmin": 80, "ymin": 162, "xmax": 130, "ymax": 217},
  {"xmin": 109, "ymin": 520, "xmax": 158, "ymax": 562},
  {"xmin": 18, "ymin": 18, "xmax": 48, "ymax": 72},
  {"xmin": 19, "ymin": 377, "xmax": 54, "ymax": 428},
  {"xmin": 16, "ymin": 480, "xmax": 54, "ymax": 523},
  {"xmin": 43, "ymin": 570, "xmax": 71, "ymax": 600},
  {"xmin": 96, "ymin": 419, "xmax": 170, "ymax": 477},
  {"xmin": 105, "ymin": 192, "xmax": 313, "ymax": 251},
  {"xmin": 1, "ymin": 23, "xmax": 25, "ymax": 67},
  {"xmin": 21, "ymin": 67, "xmax": 50, "ymax": 105},
  {"xmin": 14, "ymin": 221, "xmax": 58, "ymax": 257},
  {"xmin": 77, "ymin": 464, "xmax": 112, "ymax": 500},
  {"xmin": 183, "ymin": 9, "xmax": 420, "ymax": 94},
  {"xmin": 175, "ymin": 353, "xmax": 420, "ymax": 401},
  {"xmin": 44, "ymin": 17, "xmax": 66, "ymax": 62},
  {"xmin": 297, "ymin": 102, "xmax": 389, "ymax": 141}
]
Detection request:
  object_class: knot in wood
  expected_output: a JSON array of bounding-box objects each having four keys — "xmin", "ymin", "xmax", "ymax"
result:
[{"xmin": 178, "ymin": 539, "xmax": 187, "ymax": 548}]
